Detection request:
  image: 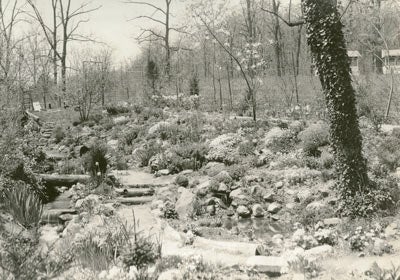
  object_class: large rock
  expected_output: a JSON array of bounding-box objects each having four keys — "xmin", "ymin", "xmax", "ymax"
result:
[
  {"xmin": 175, "ymin": 174, "xmax": 189, "ymax": 187},
  {"xmin": 237, "ymin": 205, "xmax": 251, "ymax": 218},
  {"xmin": 267, "ymin": 202, "xmax": 282, "ymax": 214},
  {"xmin": 304, "ymin": 245, "xmax": 333, "ymax": 260},
  {"xmin": 246, "ymin": 256, "xmax": 287, "ymax": 276},
  {"xmin": 175, "ymin": 189, "xmax": 196, "ymax": 220},
  {"xmin": 252, "ymin": 204, "xmax": 265, "ymax": 217},
  {"xmin": 204, "ymin": 162, "xmax": 226, "ymax": 177}
]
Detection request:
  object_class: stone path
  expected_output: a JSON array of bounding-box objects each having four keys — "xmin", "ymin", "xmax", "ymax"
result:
[{"xmin": 114, "ymin": 170, "xmax": 258, "ymax": 266}]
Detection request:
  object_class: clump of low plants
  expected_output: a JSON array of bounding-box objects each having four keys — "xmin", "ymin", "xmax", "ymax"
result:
[
  {"xmin": 367, "ymin": 262, "xmax": 400, "ymax": 280},
  {"xmin": 2, "ymin": 182, "xmax": 43, "ymax": 228},
  {"xmin": 376, "ymin": 135, "xmax": 400, "ymax": 172},
  {"xmin": 53, "ymin": 126, "xmax": 65, "ymax": 143},
  {"xmin": 288, "ymin": 256, "xmax": 322, "ymax": 279},
  {"xmin": 189, "ymin": 72, "xmax": 200, "ymax": 96},
  {"xmin": 298, "ymin": 122, "xmax": 330, "ymax": 157},
  {"xmin": 121, "ymin": 211, "xmax": 162, "ymax": 270},
  {"xmin": 82, "ymin": 141, "xmax": 108, "ymax": 184},
  {"xmin": 105, "ymin": 103, "xmax": 130, "ymax": 115}
]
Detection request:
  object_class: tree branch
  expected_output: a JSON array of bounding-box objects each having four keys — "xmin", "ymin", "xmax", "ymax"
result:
[
  {"xmin": 128, "ymin": 15, "xmax": 166, "ymax": 26},
  {"xmin": 261, "ymin": 7, "xmax": 304, "ymax": 27},
  {"xmin": 123, "ymin": 1, "xmax": 166, "ymax": 15}
]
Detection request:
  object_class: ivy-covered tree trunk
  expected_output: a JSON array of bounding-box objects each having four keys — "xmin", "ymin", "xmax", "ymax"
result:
[{"xmin": 302, "ymin": 0, "xmax": 371, "ymax": 216}]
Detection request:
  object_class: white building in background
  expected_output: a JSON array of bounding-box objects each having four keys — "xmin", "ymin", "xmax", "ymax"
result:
[
  {"xmin": 382, "ymin": 49, "xmax": 400, "ymax": 74},
  {"xmin": 312, "ymin": 50, "xmax": 361, "ymax": 76},
  {"xmin": 348, "ymin": 50, "xmax": 361, "ymax": 75}
]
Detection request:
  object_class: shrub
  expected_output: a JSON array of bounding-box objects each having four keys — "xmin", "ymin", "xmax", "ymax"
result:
[
  {"xmin": 189, "ymin": 72, "xmax": 200, "ymax": 96},
  {"xmin": 207, "ymin": 133, "xmax": 242, "ymax": 165},
  {"xmin": 105, "ymin": 103, "xmax": 130, "ymax": 115},
  {"xmin": 122, "ymin": 126, "xmax": 141, "ymax": 146},
  {"xmin": 82, "ymin": 141, "xmax": 108, "ymax": 183},
  {"xmin": 376, "ymin": 136, "xmax": 400, "ymax": 171},
  {"xmin": 227, "ymin": 165, "xmax": 247, "ymax": 181},
  {"xmin": 163, "ymin": 201, "xmax": 179, "ymax": 219},
  {"xmin": 288, "ymin": 256, "xmax": 322, "ymax": 279},
  {"xmin": 74, "ymin": 216, "xmax": 132, "ymax": 271},
  {"xmin": 0, "ymin": 231, "xmax": 70, "ymax": 280},
  {"xmin": 2, "ymin": 182, "xmax": 43, "ymax": 228},
  {"xmin": 121, "ymin": 211, "xmax": 161, "ymax": 270},
  {"xmin": 298, "ymin": 122, "xmax": 330, "ymax": 156},
  {"xmin": 367, "ymin": 262, "xmax": 400, "ymax": 280},
  {"xmin": 264, "ymin": 127, "xmax": 297, "ymax": 154},
  {"xmin": 115, "ymin": 156, "xmax": 129, "ymax": 170},
  {"xmin": 238, "ymin": 140, "xmax": 256, "ymax": 156},
  {"xmin": 53, "ymin": 126, "xmax": 65, "ymax": 143},
  {"xmin": 135, "ymin": 140, "xmax": 164, "ymax": 167}
]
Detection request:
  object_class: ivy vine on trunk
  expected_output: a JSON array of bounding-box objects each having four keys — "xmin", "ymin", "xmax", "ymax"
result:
[{"xmin": 302, "ymin": 0, "xmax": 375, "ymax": 217}]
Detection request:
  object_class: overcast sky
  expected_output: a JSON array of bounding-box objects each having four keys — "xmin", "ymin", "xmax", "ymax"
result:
[
  {"xmin": 26, "ymin": 0, "xmax": 188, "ymax": 64},
  {"xmin": 16, "ymin": 0, "xmax": 299, "ymax": 64}
]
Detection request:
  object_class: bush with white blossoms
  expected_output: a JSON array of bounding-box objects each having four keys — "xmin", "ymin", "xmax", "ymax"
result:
[
  {"xmin": 151, "ymin": 94, "xmax": 200, "ymax": 110},
  {"xmin": 291, "ymin": 228, "xmax": 318, "ymax": 250},
  {"xmin": 206, "ymin": 133, "xmax": 242, "ymax": 164}
]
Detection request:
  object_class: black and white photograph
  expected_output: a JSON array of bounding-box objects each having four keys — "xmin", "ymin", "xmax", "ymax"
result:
[{"xmin": 1, "ymin": 0, "xmax": 400, "ymax": 279}]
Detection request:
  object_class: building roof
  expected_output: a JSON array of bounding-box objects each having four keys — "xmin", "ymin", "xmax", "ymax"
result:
[
  {"xmin": 347, "ymin": 50, "xmax": 361, "ymax": 57},
  {"xmin": 382, "ymin": 49, "xmax": 400, "ymax": 57}
]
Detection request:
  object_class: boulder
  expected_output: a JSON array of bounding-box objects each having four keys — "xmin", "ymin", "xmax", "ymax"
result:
[
  {"xmin": 158, "ymin": 169, "xmax": 170, "ymax": 176},
  {"xmin": 175, "ymin": 189, "xmax": 196, "ymax": 220},
  {"xmin": 204, "ymin": 162, "xmax": 226, "ymax": 177},
  {"xmin": 175, "ymin": 174, "xmax": 189, "ymax": 187},
  {"xmin": 306, "ymin": 201, "xmax": 325, "ymax": 211},
  {"xmin": 267, "ymin": 202, "xmax": 282, "ymax": 214},
  {"xmin": 275, "ymin": 181, "xmax": 284, "ymax": 189},
  {"xmin": 252, "ymin": 204, "xmax": 265, "ymax": 217},
  {"xmin": 218, "ymin": 182, "xmax": 229, "ymax": 193},
  {"xmin": 304, "ymin": 245, "xmax": 333, "ymax": 260},
  {"xmin": 113, "ymin": 116, "xmax": 128, "ymax": 124},
  {"xmin": 215, "ymin": 171, "xmax": 233, "ymax": 184},
  {"xmin": 206, "ymin": 204, "xmax": 216, "ymax": 216},
  {"xmin": 385, "ymin": 222, "xmax": 398, "ymax": 238},
  {"xmin": 245, "ymin": 256, "xmax": 287, "ymax": 276},
  {"xmin": 237, "ymin": 205, "xmax": 251, "ymax": 218},
  {"xmin": 263, "ymin": 192, "xmax": 275, "ymax": 202}
]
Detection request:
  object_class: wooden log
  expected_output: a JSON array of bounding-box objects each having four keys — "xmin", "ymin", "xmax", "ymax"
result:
[
  {"xmin": 38, "ymin": 174, "xmax": 90, "ymax": 187},
  {"xmin": 25, "ymin": 110, "xmax": 40, "ymax": 122},
  {"xmin": 115, "ymin": 188, "xmax": 154, "ymax": 197},
  {"xmin": 41, "ymin": 209, "xmax": 77, "ymax": 224}
]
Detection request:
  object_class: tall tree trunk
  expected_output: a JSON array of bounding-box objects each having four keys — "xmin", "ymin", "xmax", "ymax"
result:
[
  {"xmin": 165, "ymin": 0, "xmax": 171, "ymax": 79},
  {"xmin": 302, "ymin": 0, "xmax": 370, "ymax": 216},
  {"xmin": 212, "ymin": 42, "xmax": 217, "ymax": 109},
  {"xmin": 52, "ymin": 0, "xmax": 58, "ymax": 86},
  {"xmin": 227, "ymin": 64, "xmax": 233, "ymax": 111},
  {"xmin": 272, "ymin": 0, "xmax": 284, "ymax": 76},
  {"xmin": 372, "ymin": 0, "xmax": 383, "ymax": 74}
]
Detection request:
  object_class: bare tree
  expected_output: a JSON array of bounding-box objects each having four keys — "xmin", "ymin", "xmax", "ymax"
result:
[
  {"xmin": 27, "ymin": 0, "xmax": 101, "ymax": 107},
  {"xmin": 125, "ymin": 0, "xmax": 188, "ymax": 78},
  {"xmin": 0, "ymin": 0, "xmax": 25, "ymax": 106}
]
